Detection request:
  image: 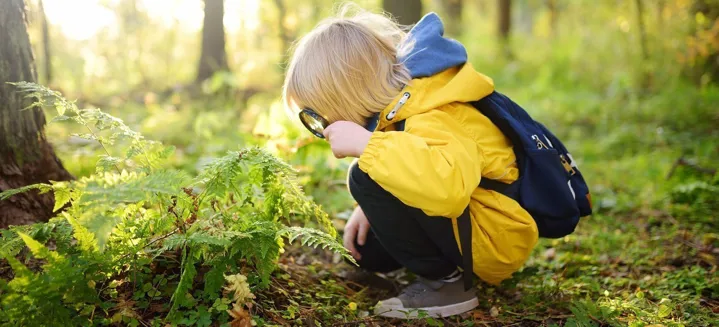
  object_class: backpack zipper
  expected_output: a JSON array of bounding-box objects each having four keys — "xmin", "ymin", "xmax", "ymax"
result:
[{"xmin": 531, "ymin": 135, "xmax": 550, "ymax": 149}]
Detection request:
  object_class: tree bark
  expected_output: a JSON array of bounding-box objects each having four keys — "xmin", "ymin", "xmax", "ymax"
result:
[
  {"xmin": 196, "ymin": 0, "xmax": 229, "ymax": 82},
  {"xmin": 635, "ymin": 0, "xmax": 649, "ymax": 61},
  {"xmin": 0, "ymin": 0, "xmax": 73, "ymax": 229},
  {"xmin": 38, "ymin": 0, "xmax": 51, "ymax": 84},
  {"xmin": 498, "ymin": 0, "xmax": 512, "ymax": 41},
  {"xmin": 274, "ymin": 0, "xmax": 291, "ymax": 63},
  {"xmin": 437, "ymin": 0, "xmax": 463, "ymax": 36},
  {"xmin": 546, "ymin": 0, "xmax": 557, "ymax": 36},
  {"xmin": 691, "ymin": 0, "xmax": 719, "ymax": 82},
  {"xmin": 382, "ymin": 0, "xmax": 423, "ymax": 26},
  {"xmin": 498, "ymin": 0, "xmax": 513, "ymax": 58}
]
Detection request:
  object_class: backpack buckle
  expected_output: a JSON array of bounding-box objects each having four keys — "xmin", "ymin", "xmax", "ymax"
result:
[{"xmin": 560, "ymin": 154, "xmax": 576, "ymax": 176}]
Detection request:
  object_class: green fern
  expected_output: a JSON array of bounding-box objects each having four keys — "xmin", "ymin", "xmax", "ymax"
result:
[
  {"xmin": 279, "ymin": 226, "xmax": 354, "ymax": 264},
  {"xmin": 0, "ymin": 183, "xmax": 52, "ymax": 201},
  {"xmin": 0, "ymin": 83, "xmax": 346, "ymax": 326}
]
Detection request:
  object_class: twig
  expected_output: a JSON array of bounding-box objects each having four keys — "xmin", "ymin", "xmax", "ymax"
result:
[
  {"xmin": 119, "ymin": 228, "xmax": 180, "ymax": 261},
  {"xmin": 667, "ymin": 156, "xmax": 717, "ymax": 179},
  {"xmin": 330, "ymin": 317, "xmax": 382, "ymax": 326}
]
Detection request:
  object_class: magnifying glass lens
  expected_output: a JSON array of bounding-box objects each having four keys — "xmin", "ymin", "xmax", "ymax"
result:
[{"xmin": 299, "ymin": 109, "xmax": 329, "ymax": 138}]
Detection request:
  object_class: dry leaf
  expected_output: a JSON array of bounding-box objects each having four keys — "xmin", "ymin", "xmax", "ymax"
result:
[
  {"xmin": 698, "ymin": 252, "xmax": 717, "ymax": 265},
  {"xmin": 544, "ymin": 248, "xmax": 556, "ymax": 260},
  {"xmin": 228, "ymin": 303, "xmax": 253, "ymax": 327},
  {"xmin": 490, "ymin": 306, "xmax": 499, "ymax": 317}
]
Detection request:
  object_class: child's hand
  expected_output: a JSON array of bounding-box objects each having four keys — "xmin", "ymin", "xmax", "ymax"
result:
[
  {"xmin": 343, "ymin": 206, "xmax": 370, "ymax": 260},
  {"xmin": 323, "ymin": 121, "xmax": 372, "ymax": 158}
]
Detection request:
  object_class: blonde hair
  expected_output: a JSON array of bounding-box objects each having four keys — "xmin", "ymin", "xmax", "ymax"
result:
[{"xmin": 282, "ymin": 4, "xmax": 412, "ymax": 125}]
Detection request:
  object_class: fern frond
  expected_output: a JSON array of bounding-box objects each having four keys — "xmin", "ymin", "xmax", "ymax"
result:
[
  {"xmin": 159, "ymin": 234, "xmax": 187, "ymax": 253},
  {"xmin": 76, "ymin": 212, "xmax": 121, "ymax": 251},
  {"xmin": 0, "ymin": 183, "xmax": 52, "ymax": 201},
  {"xmin": 17, "ymin": 232, "xmax": 63, "ymax": 263},
  {"xmin": 78, "ymin": 170, "xmax": 189, "ymax": 206},
  {"xmin": 194, "ymin": 150, "xmax": 245, "ymax": 199},
  {"xmin": 187, "ymin": 231, "xmax": 231, "ymax": 248},
  {"xmin": 62, "ymin": 212, "xmax": 99, "ymax": 253},
  {"xmin": 9, "ymin": 82, "xmax": 76, "ymax": 117},
  {"xmin": 168, "ymin": 247, "xmax": 198, "ymax": 317},
  {"xmin": 278, "ymin": 226, "xmax": 354, "ymax": 264}
]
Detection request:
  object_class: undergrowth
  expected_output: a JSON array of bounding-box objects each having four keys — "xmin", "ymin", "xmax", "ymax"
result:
[{"xmin": 0, "ymin": 83, "xmax": 351, "ymax": 327}]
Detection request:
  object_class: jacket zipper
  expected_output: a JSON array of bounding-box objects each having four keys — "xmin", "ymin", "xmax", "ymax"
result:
[{"xmin": 386, "ymin": 92, "xmax": 411, "ymax": 120}]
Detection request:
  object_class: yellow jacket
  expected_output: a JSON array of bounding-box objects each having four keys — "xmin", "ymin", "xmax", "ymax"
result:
[{"xmin": 358, "ymin": 63, "xmax": 538, "ymax": 284}]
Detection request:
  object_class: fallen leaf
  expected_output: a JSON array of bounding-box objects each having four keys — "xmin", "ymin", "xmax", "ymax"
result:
[
  {"xmin": 544, "ymin": 248, "xmax": 556, "ymax": 260},
  {"xmin": 490, "ymin": 306, "xmax": 499, "ymax": 317},
  {"xmin": 698, "ymin": 252, "xmax": 716, "ymax": 265},
  {"xmin": 228, "ymin": 303, "xmax": 253, "ymax": 327}
]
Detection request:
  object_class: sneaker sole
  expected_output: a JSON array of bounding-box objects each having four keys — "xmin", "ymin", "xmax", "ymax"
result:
[{"xmin": 374, "ymin": 297, "xmax": 479, "ymax": 319}]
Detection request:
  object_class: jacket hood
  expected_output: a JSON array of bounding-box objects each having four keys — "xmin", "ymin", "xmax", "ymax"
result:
[
  {"xmin": 366, "ymin": 13, "xmax": 494, "ymax": 131},
  {"xmin": 401, "ymin": 12, "xmax": 468, "ymax": 78}
]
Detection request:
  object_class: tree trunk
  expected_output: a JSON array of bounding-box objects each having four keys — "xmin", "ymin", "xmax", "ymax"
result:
[
  {"xmin": 691, "ymin": 0, "xmax": 719, "ymax": 82},
  {"xmin": 38, "ymin": 0, "xmax": 51, "ymax": 84},
  {"xmin": 0, "ymin": 0, "xmax": 73, "ymax": 229},
  {"xmin": 274, "ymin": 0, "xmax": 291, "ymax": 63},
  {"xmin": 635, "ymin": 0, "xmax": 649, "ymax": 61},
  {"xmin": 196, "ymin": 0, "xmax": 228, "ymax": 82},
  {"xmin": 382, "ymin": 0, "xmax": 423, "ymax": 26},
  {"xmin": 498, "ymin": 0, "xmax": 513, "ymax": 58},
  {"xmin": 546, "ymin": 0, "xmax": 557, "ymax": 36},
  {"xmin": 498, "ymin": 0, "xmax": 512, "ymax": 40},
  {"xmin": 437, "ymin": 0, "xmax": 463, "ymax": 36}
]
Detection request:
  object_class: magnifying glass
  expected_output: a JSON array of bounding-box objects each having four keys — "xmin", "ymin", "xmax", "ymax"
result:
[{"xmin": 299, "ymin": 108, "xmax": 329, "ymax": 138}]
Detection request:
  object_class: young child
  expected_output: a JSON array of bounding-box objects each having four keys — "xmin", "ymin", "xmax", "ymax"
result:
[{"xmin": 283, "ymin": 6, "xmax": 538, "ymax": 319}]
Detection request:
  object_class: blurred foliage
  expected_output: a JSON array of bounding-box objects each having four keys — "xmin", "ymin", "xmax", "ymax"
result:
[{"xmin": 1, "ymin": 0, "xmax": 717, "ymax": 325}]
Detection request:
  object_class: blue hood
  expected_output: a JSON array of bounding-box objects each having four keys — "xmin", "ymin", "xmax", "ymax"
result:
[
  {"xmin": 400, "ymin": 12, "xmax": 468, "ymax": 78},
  {"xmin": 366, "ymin": 13, "xmax": 468, "ymax": 131}
]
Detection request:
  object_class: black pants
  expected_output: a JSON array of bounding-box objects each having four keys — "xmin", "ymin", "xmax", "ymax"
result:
[{"xmin": 347, "ymin": 163, "xmax": 463, "ymax": 280}]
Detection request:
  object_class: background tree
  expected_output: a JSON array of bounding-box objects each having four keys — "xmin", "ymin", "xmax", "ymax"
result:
[
  {"xmin": 38, "ymin": 0, "xmax": 52, "ymax": 85},
  {"xmin": 436, "ymin": 0, "xmax": 463, "ymax": 35},
  {"xmin": 382, "ymin": 0, "xmax": 423, "ymax": 26},
  {"xmin": 546, "ymin": 0, "xmax": 558, "ymax": 36},
  {"xmin": 690, "ymin": 0, "xmax": 719, "ymax": 82},
  {"xmin": 0, "ymin": 0, "xmax": 72, "ymax": 228},
  {"xmin": 274, "ymin": 0, "xmax": 292, "ymax": 62},
  {"xmin": 196, "ymin": 0, "xmax": 229, "ymax": 82},
  {"xmin": 498, "ymin": 0, "xmax": 513, "ymax": 57}
]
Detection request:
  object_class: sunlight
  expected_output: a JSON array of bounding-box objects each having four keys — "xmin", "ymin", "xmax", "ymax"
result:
[
  {"xmin": 43, "ymin": 0, "xmax": 261, "ymax": 41},
  {"xmin": 43, "ymin": 0, "xmax": 117, "ymax": 41}
]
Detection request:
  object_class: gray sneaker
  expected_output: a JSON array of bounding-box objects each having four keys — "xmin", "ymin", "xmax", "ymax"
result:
[{"xmin": 373, "ymin": 278, "xmax": 479, "ymax": 319}]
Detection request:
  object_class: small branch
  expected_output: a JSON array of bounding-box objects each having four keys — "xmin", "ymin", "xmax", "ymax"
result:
[
  {"xmin": 666, "ymin": 156, "xmax": 717, "ymax": 179},
  {"xmin": 79, "ymin": 119, "xmax": 121, "ymax": 173},
  {"xmin": 330, "ymin": 318, "xmax": 382, "ymax": 327},
  {"xmin": 119, "ymin": 228, "xmax": 180, "ymax": 261}
]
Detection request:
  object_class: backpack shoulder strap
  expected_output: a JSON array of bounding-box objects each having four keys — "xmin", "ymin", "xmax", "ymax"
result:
[
  {"xmin": 479, "ymin": 178, "xmax": 513, "ymax": 196},
  {"xmin": 395, "ymin": 112, "xmax": 516, "ymax": 198}
]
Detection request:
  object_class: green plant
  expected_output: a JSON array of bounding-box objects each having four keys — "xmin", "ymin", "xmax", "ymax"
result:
[{"xmin": 0, "ymin": 83, "xmax": 351, "ymax": 326}]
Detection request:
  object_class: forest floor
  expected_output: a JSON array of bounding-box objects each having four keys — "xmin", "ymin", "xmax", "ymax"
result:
[
  {"xmin": 250, "ymin": 207, "xmax": 719, "ymax": 327},
  {"xmin": 3, "ymin": 57, "xmax": 718, "ymax": 326}
]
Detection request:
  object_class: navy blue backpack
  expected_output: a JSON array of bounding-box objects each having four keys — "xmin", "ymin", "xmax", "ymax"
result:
[
  {"xmin": 395, "ymin": 91, "xmax": 592, "ymax": 289},
  {"xmin": 469, "ymin": 92, "xmax": 592, "ymax": 238},
  {"xmin": 396, "ymin": 91, "xmax": 592, "ymax": 238}
]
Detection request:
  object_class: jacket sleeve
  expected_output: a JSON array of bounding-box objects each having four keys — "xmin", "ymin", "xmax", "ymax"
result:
[{"xmin": 357, "ymin": 109, "xmax": 483, "ymax": 218}]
